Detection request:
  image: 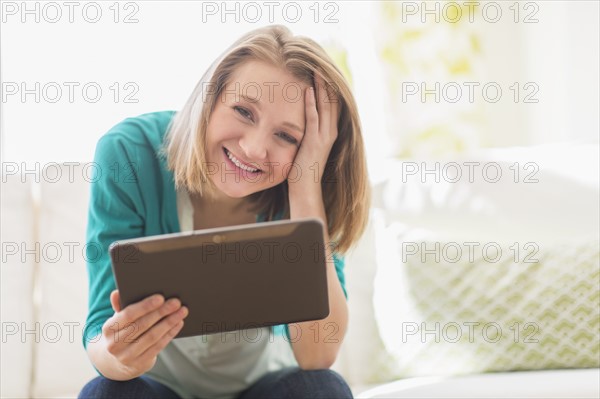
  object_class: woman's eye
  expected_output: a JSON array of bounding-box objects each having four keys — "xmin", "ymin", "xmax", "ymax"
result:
[
  {"xmin": 234, "ymin": 106, "xmax": 252, "ymax": 120},
  {"xmin": 234, "ymin": 106, "xmax": 297, "ymax": 145},
  {"xmin": 278, "ymin": 132, "xmax": 298, "ymax": 145}
]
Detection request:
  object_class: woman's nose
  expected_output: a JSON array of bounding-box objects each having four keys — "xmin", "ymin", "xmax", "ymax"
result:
[{"xmin": 239, "ymin": 132, "xmax": 268, "ymax": 161}]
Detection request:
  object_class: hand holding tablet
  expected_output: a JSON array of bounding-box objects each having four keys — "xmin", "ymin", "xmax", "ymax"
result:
[{"xmin": 90, "ymin": 289, "xmax": 188, "ymax": 379}]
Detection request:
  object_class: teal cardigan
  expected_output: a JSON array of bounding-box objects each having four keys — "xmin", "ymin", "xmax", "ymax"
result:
[{"xmin": 83, "ymin": 111, "xmax": 347, "ymax": 349}]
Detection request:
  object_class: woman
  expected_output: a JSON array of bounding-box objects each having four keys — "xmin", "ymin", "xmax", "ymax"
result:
[{"xmin": 79, "ymin": 24, "xmax": 370, "ymax": 399}]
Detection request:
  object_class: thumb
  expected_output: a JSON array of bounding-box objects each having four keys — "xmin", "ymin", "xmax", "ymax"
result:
[{"xmin": 110, "ymin": 289, "xmax": 122, "ymax": 313}]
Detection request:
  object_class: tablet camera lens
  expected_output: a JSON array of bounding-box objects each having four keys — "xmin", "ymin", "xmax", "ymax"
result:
[{"xmin": 213, "ymin": 235, "xmax": 224, "ymax": 244}]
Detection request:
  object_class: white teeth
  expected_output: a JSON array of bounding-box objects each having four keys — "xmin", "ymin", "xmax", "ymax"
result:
[{"xmin": 226, "ymin": 149, "xmax": 259, "ymax": 172}]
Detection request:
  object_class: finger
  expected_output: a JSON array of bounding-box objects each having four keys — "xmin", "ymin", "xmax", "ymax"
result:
[
  {"xmin": 315, "ymin": 75, "xmax": 331, "ymax": 136},
  {"xmin": 107, "ymin": 293, "xmax": 164, "ymax": 337},
  {"xmin": 110, "ymin": 290, "xmax": 121, "ymax": 313},
  {"xmin": 138, "ymin": 320, "xmax": 185, "ymax": 365},
  {"xmin": 125, "ymin": 298, "xmax": 185, "ymax": 343},
  {"xmin": 305, "ymin": 86, "xmax": 319, "ymax": 138},
  {"xmin": 124, "ymin": 307, "xmax": 188, "ymax": 361},
  {"xmin": 328, "ymin": 86, "xmax": 340, "ymax": 140},
  {"xmin": 320, "ymin": 75, "xmax": 339, "ymax": 140}
]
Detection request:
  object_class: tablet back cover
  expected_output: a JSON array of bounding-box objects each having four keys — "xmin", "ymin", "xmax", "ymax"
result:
[{"xmin": 109, "ymin": 218, "xmax": 330, "ymax": 338}]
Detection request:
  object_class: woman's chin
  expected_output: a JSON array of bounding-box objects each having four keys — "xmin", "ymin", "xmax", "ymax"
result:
[{"xmin": 213, "ymin": 182, "xmax": 259, "ymax": 199}]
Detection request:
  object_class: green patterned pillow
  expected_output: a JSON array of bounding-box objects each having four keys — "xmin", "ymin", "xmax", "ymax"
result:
[{"xmin": 373, "ymin": 230, "xmax": 600, "ymax": 378}]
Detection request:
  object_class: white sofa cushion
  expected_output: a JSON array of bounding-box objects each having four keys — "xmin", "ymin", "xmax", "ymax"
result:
[
  {"xmin": 372, "ymin": 143, "xmax": 600, "ymax": 378},
  {"xmin": 357, "ymin": 368, "xmax": 600, "ymax": 398},
  {"xmin": 374, "ymin": 229, "xmax": 599, "ymax": 376},
  {"xmin": 32, "ymin": 163, "xmax": 97, "ymax": 397},
  {"xmin": 333, "ymin": 209, "xmax": 396, "ymax": 386},
  {"xmin": 1, "ymin": 172, "xmax": 36, "ymax": 398}
]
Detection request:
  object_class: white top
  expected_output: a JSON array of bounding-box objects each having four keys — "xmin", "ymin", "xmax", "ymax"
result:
[{"xmin": 145, "ymin": 189, "xmax": 298, "ymax": 399}]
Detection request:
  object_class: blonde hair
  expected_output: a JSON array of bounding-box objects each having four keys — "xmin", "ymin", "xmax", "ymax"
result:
[{"xmin": 164, "ymin": 25, "xmax": 370, "ymax": 255}]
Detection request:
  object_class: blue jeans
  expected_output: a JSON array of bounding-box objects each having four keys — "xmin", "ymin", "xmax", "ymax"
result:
[
  {"xmin": 78, "ymin": 375, "xmax": 181, "ymax": 399},
  {"xmin": 78, "ymin": 367, "xmax": 354, "ymax": 398}
]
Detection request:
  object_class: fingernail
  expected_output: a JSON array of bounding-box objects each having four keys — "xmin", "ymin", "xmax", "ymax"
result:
[
  {"xmin": 167, "ymin": 298, "xmax": 180, "ymax": 307},
  {"xmin": 180, "ymin": 307, "xmax": 189, "ymax": 318}
]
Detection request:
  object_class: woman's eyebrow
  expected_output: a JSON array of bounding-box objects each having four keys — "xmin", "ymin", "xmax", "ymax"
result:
[
  {"xmin": 282, "ymin": 121, "xmax": 305, "ymax": 135},
  {"xmin": 240, "ymin": 93, "xmax": 261, "ymax": 106},
  {"xmin": 240, "ymin": 94, "xmax": 305, "ymax": 134}
]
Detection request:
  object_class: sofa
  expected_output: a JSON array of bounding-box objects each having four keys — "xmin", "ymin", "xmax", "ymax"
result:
[{"xmin": 1, "ymin": 143, "xmax": 599, "ymax": 398}]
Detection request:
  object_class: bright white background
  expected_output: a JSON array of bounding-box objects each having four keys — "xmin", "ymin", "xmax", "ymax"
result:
[
  {"xmin": 1, "ymin": 1, "xmax": 599, "ymax": 171},
  {"xmin": 1, "ymin": 1, "xmax": 384, "ymax": 162}
]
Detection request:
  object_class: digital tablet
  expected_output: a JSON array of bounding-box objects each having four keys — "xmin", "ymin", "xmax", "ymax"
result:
[{"xmin": 109, "ymin": 217, "xmax": 329, "ymax": 338}]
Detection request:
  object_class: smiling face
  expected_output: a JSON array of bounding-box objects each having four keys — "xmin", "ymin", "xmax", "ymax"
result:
[{"xmin": 205, "ymin": 60, "xmax": 310, "ymax": 199}]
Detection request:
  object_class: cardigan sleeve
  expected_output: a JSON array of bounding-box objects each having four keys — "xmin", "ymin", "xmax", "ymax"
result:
[{"xmin": 83, "ymin": 133, "xmax": 145, "ymax": 350}]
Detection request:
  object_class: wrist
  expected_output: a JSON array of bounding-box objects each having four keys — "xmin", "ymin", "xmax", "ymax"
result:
[
  {"xmin": 289, "ymin": 188, "xmax": 323, "ymax": 210},
  {"xmin": 288, "ymin": 182, "xmax": 322, "ymax": 200},
  {"xmin": 87, "ymin": 335, "xmax": 141, "ymax": 381},
  {"xmin": 288, "ymin": 188, "xmax": 327, "ymax": 225}
]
